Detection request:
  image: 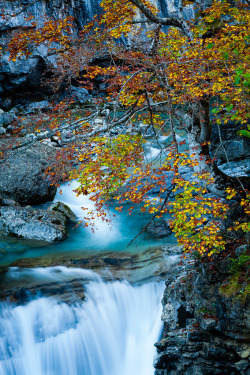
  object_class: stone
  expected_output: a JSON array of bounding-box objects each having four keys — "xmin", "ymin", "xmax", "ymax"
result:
[
  {"xmin": 0, "ymin": 198, "xmax": 20, "ymax": 207},
  {"xmin": 161, "ymin": 245, "xmax": 183, "ymax": 256},
  {"xmin": 49, "ymin": 201, "xmax": 77, "ymax": 222},
  {"xmin": 0, "ymin": 141, "xmax": 57, "ymax": 205},
  {"xmin": 0, "ymin": 206, "xmax": 67, "ymax": 242},
  {"xmin": 0, "ymin": 127, "xmax": 6, "ymax": 135},
  {"xmin": 200, "ymin": 317, "xmax": 217, "ymax": 330},
  {"xmin": 24, "ymin": 101, "xmax": 51, "ymax": 114},
  {"xmin": 63, "ymin": 86, "xmax": 90, "ymax": 104},
  {"xmin": 235, "ymin": 244, "xmax": 247, "ymax": 257},
  {"xmin": 51, "ymin": 135, "xmax": 59, "ymax": 142},
  {"xmin": 235, "ymin": 360, "xmax": 249, "ymax": 371},
  {"xmin": 210, "ymin": 121, "xmax": 250, "ymax": 162},
  {"xmin": 237, "ymin": 348, "xmax": 250, "ymax": 359},
  {"xmin": 145, "ymin": 219, "xmax": 172, "ymax": 238},
  {"xmin": 0, "ymin": 111, "xmax": 16, "ymax": 127}
]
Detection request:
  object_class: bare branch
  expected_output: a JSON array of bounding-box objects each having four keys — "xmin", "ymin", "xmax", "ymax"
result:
[{"xmin": 128, "ymin": 0, "xmax": 193, "ymax": 39}]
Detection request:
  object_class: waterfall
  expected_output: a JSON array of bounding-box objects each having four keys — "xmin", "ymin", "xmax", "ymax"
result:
[{"xmin": 0, "ymin": 268, "xmax": 164, "ymax": 375}]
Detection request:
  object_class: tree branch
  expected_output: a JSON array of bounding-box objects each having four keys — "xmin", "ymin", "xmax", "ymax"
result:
[{"xmin": 128, "ymin": 0, "xmax": 193, "ymax": 39}]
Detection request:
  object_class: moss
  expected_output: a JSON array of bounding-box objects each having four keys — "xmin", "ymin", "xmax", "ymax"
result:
[
  {"xmin": 219, "ymin": 249, "xmax": 250, "ymax": 302},
  {"xmin": 220, "ymin": 272, "xmax": 250, "ymax": 302}
]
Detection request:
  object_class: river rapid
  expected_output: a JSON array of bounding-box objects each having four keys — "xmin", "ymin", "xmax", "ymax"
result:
[{"xmin": 0, "ymin": 139, "xmax": 180, "ymax": 375}]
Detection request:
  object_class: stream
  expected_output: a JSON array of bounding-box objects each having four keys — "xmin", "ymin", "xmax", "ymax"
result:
[{"xmin": 0, "ymin": 136, "xmax": 181, "ymax": 375}]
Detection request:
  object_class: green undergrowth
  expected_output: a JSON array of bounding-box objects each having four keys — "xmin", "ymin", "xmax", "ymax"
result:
[{"xmin": 220, "ymin": 249, "xmax": 250, "ymax": 303}]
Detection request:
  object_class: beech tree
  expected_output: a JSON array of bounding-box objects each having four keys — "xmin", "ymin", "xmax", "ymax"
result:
[{"xmin": 2, "ymin": 0, "xmax": 250, "ymax": 256}]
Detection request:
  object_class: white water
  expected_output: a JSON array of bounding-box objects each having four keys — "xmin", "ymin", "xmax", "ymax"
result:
[
  {"xmin": 0, "ymin": 268, "xmax": 164, "ymax": 375},
  {"xmin": 54, "ymin": 180, "xmax": 123, "ymax": 247}
]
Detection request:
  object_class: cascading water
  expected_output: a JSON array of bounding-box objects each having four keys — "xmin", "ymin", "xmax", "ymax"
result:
[
  {"xmin": 0, "ymin": 130, "xmax": 182, "ymax": 375},
  {"xmin": 0, "ymin": 267, "xmax": 164, "ymax": 375},
  {"xmin": 53, "ymin": 180, "xmax": 122, "ymax": 246}
]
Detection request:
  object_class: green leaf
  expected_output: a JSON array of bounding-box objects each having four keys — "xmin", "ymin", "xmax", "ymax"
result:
[
  {"xmin": 207, "ymin": 43, "xmax": 214, "ymax": 49},
  {"xmin": 237, "ymin": 130, "xmax": 250, "ymax": 138},
  {"xmin": 234, "ymin": 77, "xmax": 241, "ymax": 85},
  {"xmin": 231, "ymin": 115, "xmax": 238, "ymax": 121},
  {"xmin": 226, "ymin": 104, "xmax": 233, "ymax": 111}
]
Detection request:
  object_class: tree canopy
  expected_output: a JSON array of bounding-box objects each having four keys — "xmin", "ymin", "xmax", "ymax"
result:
[{"xmin": 2, "ymin": 0, "xmax": 250, "ymax": 257}]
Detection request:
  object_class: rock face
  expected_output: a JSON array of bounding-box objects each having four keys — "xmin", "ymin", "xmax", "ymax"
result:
[
  {"xmin": 0, "ymin": 0, "xmax": 101, "ymax": 110},
  {"xmin": 0, "ymin": 206, "xmax": 67, "ymax": 241},
  {"xmin": 0, "ymin": 142, "xmax": 57, "ymax": 205},
  {"xmin": 154, "ymin": 255, "xmax": 250, "ymax": 375},
  {"xmin": 0, "ymin": 0, "xmax": 195, "ymax": 109},
  {"xmin": 210, "ymin": 121, "xmax": 250, "ymax": 162}
]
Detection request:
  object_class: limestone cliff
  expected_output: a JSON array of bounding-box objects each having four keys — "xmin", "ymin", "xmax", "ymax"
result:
[{"xmin": 154, "ymin": 249, "xmax": 250, "ymax": 375}]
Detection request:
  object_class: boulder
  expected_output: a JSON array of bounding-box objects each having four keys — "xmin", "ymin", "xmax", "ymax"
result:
[
  {"xmin": 0, "ymin": 206, "xmax": 67, "ymax": 242},
  {"xmin": 49, "ymin": 201, "xmax": 77, "ymax": 222},
  {"xmin": 0, "ymin": 142, "xmax": 57, "ymax": 205},
  {"xmin": 63, "ymin": 86, "xmax": 90, "ymax": 104},
  {"xmin": 0, "ymin": 111, "xmax": 17, "ymax": 128},
  {"xmin": 146, "ymin": 219, "xmax": 172, "ymax": 238},
  {"xmin": 24, "ymin": 101, "xmax": 52, "ymax": 114},
  {"xmin": 0, "ymin": 198, "xmax": 20, "ymax": 207}
]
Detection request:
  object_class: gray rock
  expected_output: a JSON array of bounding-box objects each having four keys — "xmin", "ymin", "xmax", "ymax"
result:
[
  {"xmin": 63, "ymin": 86, "xmax": 90, "ymax": 104},
  {"xmin": 235, "ymin": 244, "xmax": 247, "ymax": 257},
  {"xmin": 145, "ymin": 219, "xmax": 172, "ymax": 238},
  {"xmin": 24, "ymin": 101, "xmax": 51, "ymax": 114},
  {"xmin": 200, "ymin": 317, "xmax": 217, "ymax": 330},
  {"xmin": 235, "ymin": 359, "xmax": 249, "ymax": 371},
  {"xmin": 154, "ymin": 256, "xmax": 250, "ymax": 375},
  {"xmin": 219, "ymin": 158, "xmax": 250, "ymax": 177},
  {"xmin": 0, "ymin": 141, "xmax": 57, "ymax": 205},
  {"xmin": 161, "ymin": 245, "xmax": 183, "ymax": 256},
  {"xmin": 211, "ymin": 121, "xmax": 250, "ymax": 162},
  {"xmin": 0, "ymin": 198, "xmax": 20, "ymax": 207},
  {"xmin": 49, "ymin": 201, "xmax": 77, "ymax": 222},
  {"xmin": 0, "ymin": 127, "xmax": 6, "ymax": 135},
  {"xmin": 0, "ymin": 111, "xmax": 16, "ymax": 127},
  {"xmin": 0, "ymin": 206, "xmax": 67, "ymax": 242}
]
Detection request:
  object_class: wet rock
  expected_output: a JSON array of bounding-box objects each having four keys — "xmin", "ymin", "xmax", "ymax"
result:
[
  {"xmin": 0, "ymin": 206, "xmax": 67, "ymax": 242},
  {"xmin": 219, "ymin": 158, "xmax": 250, "ymax": 177},
  {"xmin": 49, "ymin": 201, "xmax": 77, "ymax": 222},
  {"xmin": 154, "ymin": 256, "xmax": 250, "ymax": 375},
  {"xmin": 0, "ymin": 141, "xmax": 57, "ymax": 205},
  {"xmin": 161, "ymin": 245, "xmax": 183, "ymax": 256},
  {"xmin": 145, "ymin": 219, "xmax": 172, "ymax": 238}
]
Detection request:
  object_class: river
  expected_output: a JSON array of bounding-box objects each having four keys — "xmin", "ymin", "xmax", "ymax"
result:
[{"xmin": 0, "ymin": 138, "xmax": 180, "ymax": 375}]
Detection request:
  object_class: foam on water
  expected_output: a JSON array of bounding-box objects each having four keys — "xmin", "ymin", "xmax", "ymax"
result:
[{"xmin": 0, "ymin": 268, "xmax": 164, "ymax": 375}]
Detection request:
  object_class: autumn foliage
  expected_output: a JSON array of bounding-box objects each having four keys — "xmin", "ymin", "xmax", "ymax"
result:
[{"xmin": 2, "ymin": 0, "xmax": 250, "ymax": 257}]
